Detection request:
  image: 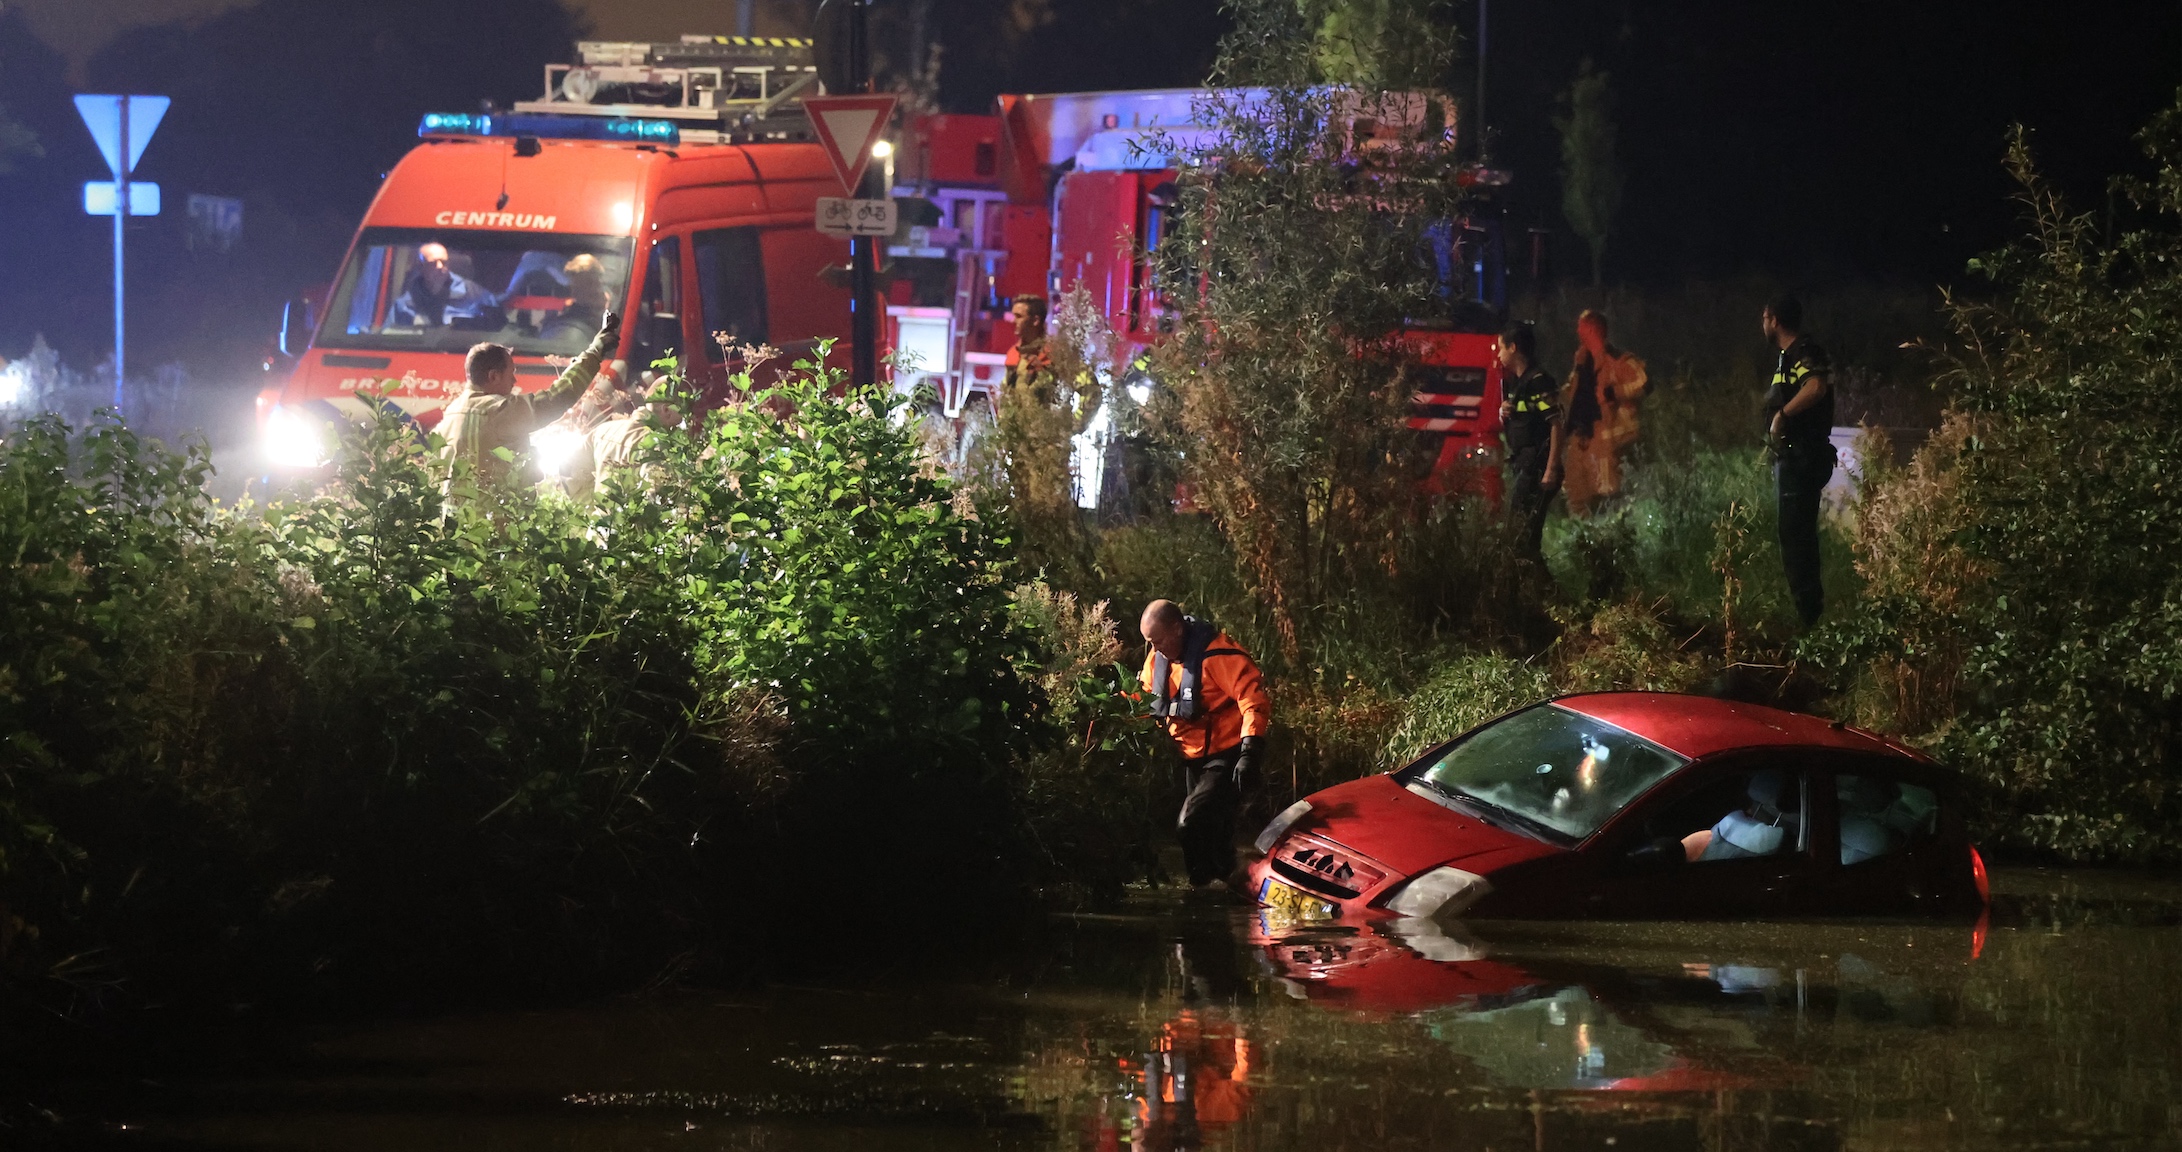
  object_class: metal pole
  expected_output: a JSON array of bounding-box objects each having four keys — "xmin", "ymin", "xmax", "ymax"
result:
[
  {"xmin": 114, "ymin": 97, "xmax": 129, "ymax": 410},
  {"xmin": 848, "ymin": 0, "xmax": 878, "ymax": 387},
  {"xmin": 736, "ymin": 0, "xmax": 755, "ymax": 36},
  {"xmin": 1475, "ymin": 0, "xmax": 1488, "ymax": 163}
]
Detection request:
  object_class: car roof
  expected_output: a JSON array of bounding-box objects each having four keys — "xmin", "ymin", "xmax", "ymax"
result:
[{"xmin": 1552, "ymin": 692, "xmax": 1928, "ymax": 763}]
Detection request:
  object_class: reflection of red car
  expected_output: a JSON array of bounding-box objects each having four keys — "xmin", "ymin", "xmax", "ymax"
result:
[
  {"xmin": 1249, "ymin": 693, "xmax": 1990, "ymax": 924},
  {"xmin": 1252, "ymin": 920, "xmax": 1779, "ymax": 1092}
]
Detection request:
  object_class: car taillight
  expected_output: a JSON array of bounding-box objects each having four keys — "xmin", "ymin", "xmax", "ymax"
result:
[
  {"xmin": 1969, "ymin": 844, "xmax": 1990, "ymax": 905},
  {"xmin": 1382, "ymin": 866, "xmax": 1493, "ymax": 920},
  {"xmin": 1254, "ymin": 800, "xmax": 1313, "ymax": 854}
]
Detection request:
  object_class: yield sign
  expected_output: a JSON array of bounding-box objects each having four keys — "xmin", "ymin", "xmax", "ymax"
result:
[
  {"xmin": 804, "ymin": 94, "xmax": 897, "ymax": 195},
  {"xmin": 74, "ymin": 94, "xmax": 169, "ymax": 177}
]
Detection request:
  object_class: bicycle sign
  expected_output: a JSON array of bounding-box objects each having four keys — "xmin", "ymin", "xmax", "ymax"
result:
[{"xmin": 816, "ymin": 196, "xmax": 897, "ymax": 237}]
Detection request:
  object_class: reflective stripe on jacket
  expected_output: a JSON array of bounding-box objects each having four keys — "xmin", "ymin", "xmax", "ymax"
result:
[{"xmin": 1139, "ymin": 622, "xmax": 1271, "ymax": 760}]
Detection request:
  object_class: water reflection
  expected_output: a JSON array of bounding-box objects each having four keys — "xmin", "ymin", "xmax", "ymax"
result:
[
  {"xmin": 29, "ymin": 870, "xmax": 2182, "ymax": 1152},
  {"xmin": 1247, "ymin": 913, "xmax": 1974, "ymax": 1097}
]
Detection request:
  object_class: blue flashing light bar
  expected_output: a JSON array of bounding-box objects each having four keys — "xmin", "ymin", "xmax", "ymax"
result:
[{"xmin": 418, "ymin": 111, "xmax": 680, "ymax": 146}]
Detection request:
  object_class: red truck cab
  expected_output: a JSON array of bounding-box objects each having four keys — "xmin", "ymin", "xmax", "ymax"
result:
[{"xmin": 259, "ymin": 36, "xmax": 851, "ymax": 470}]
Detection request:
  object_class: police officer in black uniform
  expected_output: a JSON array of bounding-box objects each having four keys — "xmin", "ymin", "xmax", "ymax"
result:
[
  {"xmin": 1761, "ymin": 296, "xmax": 1836, "ymax": 626},
  {"xmin": 1497, "ymin": 322, "xmax": 1562, "ymax": 557}
]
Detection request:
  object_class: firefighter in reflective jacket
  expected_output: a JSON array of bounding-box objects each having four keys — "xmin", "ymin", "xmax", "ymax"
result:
[
  {"xmin": 442, "ymin": 311, "xmax": 619, "ymax": 499},
  {"xmin": 1139, "ymin": 600, "xmax": 1273, "ymax": 888}
]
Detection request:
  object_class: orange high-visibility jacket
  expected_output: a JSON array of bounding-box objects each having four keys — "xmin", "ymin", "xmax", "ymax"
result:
[{"xmin": 1139, "ymin": 628, "xmax": 1272, "ymax": 760}]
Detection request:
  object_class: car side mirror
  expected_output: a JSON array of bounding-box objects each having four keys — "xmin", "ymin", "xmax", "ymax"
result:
[
  {"xmin": 278, "ymin": 296, "xmax": 315, "ymax": 359},
  {"xmin": 1624, "ymin": 836, "xmax": 1686, "ymax": 873}
]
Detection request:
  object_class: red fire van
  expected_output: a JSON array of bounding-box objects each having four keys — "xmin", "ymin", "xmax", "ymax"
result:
[{"xmin": 258, "ymin": 36, "xmax": 851, "ymax": 469}]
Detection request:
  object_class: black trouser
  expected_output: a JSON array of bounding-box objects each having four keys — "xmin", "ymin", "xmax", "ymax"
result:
[
  {"xmin": 1774, "ymin": 440, "xmax": 1836, "ymax": 627},
  {"xmin": 1178, "ymin": 751, "xmax": 1248, "ymax": 886},
  {"xmin": 1507, "ymin": 444, "xmax": 1552, "ymax": 557}
]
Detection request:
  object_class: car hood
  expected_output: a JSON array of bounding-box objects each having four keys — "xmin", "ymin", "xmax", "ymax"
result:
[{"xmin": 1298, "ymin": 774, "xmax": 1563, "ymax": 878}]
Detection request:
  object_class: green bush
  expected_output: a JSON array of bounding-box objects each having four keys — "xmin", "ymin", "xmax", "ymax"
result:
[
  {"xmin": 0, "ymin": 354, "xmax": 1084, "ymax": 1008},
  {"xmin": 1818, "ymin": 112, "xmax": 2182, "ymax": 860},
  {"xmin": 1380, "ymin": 654, "xmax": 1555, "ymax": 768}
]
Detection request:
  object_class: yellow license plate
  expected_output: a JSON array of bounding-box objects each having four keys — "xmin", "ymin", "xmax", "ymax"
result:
[{"xmin": 1260, "ymin": 876, "xmax": 1339, "ymax": 922}]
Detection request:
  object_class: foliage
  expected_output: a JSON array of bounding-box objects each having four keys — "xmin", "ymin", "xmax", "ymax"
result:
[
  {"xmin": 1147, "ymin": 0, "xmax": 1467, "ymax": 662},
  {"xmin": 1008, "ymin": 583, "xmax": 1176, "ymax": 892},
  {"xmin": 1302, "ymin": 0, "xmax": 1459, "ymax": 90},
  {"xmin": 1380, "ymin": 653, "xmax": 1554, "ymax": 768},
  {"xmin": 1818, "ymin": 111, "xmax": 2182, "ymax": 859},
  {"xmin": 0, "ymin": 351, "xmax": 1102, "ymax": 1009},
  {"xmin": 1556, "ymin": 59, "xmax": 1623, "ymax": 287}
]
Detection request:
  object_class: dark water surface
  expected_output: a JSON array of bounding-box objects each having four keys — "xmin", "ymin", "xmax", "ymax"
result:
[{"xmin": 35, "ymin": 868, "xmax": 2182, "ymax": 1150}]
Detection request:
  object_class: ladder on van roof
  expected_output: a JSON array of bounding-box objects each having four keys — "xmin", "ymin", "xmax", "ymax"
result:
[{"xmin": 510, "ymin": 36, "xmax": 821, "ymax": 145}]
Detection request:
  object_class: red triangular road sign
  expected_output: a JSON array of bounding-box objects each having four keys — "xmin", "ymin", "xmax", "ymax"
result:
[{"xmin": 804, "ymin": 94, "xmax": 898, "ymax": 195}]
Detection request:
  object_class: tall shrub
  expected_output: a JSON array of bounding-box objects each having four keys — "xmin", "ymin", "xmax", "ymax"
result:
[
  {"xmin": 0, "ymin": 351, "xmax": 1065, "ymax": 1006},
  {"xmin": 1148, "ymin": 0, "xmax": 1466, "ymax": 663},
  {"xmin": 1827, "ymin": 112, "xmax": 2182, "ymax": 858}
]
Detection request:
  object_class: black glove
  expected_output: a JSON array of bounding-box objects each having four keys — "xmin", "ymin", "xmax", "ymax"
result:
[
  {"xmin": 599, "ymin": 311, "xmax": 623, "ymax": 341},
  {"xmin": 1231, "ymin": 736, "xmax": 1263, "ymax": 788}
]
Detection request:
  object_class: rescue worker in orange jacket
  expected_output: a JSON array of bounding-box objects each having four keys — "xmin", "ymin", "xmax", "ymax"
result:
[{"xmin": 1139, "ymin": 600, "xmax": 1273, "ymax": 888}]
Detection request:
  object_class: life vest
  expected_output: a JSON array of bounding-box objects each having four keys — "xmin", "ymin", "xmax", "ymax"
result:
[{"xmin": 1150, "ymin": 618, "xmax": 1249, "ymax": 721}]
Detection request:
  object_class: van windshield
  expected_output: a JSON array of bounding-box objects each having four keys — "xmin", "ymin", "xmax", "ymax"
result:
[
  {"xmin": 317, "ymin": 228, "xmax": 635, "ymax": 356},
  {"xmin": 1402, "ymin": 705, "xmax": 1689, "ymax": 843}
]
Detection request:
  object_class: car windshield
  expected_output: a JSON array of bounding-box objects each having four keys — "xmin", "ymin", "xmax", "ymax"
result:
[
  {"xmin": 1404, "ymin": 705, "xmax": 1689, "ymax": 842},
  {"xmin": 317, "ymin": 227, "xmax": 634, "ymax": 356}
]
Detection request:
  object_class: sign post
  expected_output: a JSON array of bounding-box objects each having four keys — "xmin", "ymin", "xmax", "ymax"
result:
[
  {"xmin": 74, "ymin": 94, "xmax": 168, "ymax": 410},
  {"xmin": 803, "ymin": 32, "xmax": 896, "ymax": 387}
]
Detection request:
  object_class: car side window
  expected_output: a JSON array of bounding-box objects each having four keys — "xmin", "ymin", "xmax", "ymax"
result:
[
  {"xmin": 632, "ymin": 236, "xmax": 683, "ymax": 372},
  {"xmin": 692, "ymin": 227, "xmax": 768, "ymax": 363},
  {"xmin": 1837, "ymin": 774, "xmax": 1940, "ymax": 865},
  {"xmin": 1638, "ymin": 770, "xmax": 1809, "ymax": 864}
]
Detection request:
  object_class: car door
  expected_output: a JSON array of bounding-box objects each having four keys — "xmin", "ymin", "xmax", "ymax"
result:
[
  {"xmin": 1808, "ymin": 755, "xmax": 1955, "ymax": 917},
  {"xmin": 1587, "ymin": 757, "xmax": 1826, "ymax": 920},
  {"xmin": 689, "ymin": 225, "xmax": 769, "ymax": 399},
  {"xmin": 629, "ymin": 234, "xmax": 685, "ymax": 380}
]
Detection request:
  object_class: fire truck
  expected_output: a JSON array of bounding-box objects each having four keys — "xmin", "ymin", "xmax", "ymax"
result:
[
  {"xmin": 880, "ymin": 89, "xmax": 1513, "ymax": 504},
  {"xmin": 263, "ymin": 35, "xmax": 1513, "ymax": 498},
  {"xmin": 258, "ymin": 35, "xmax": 854, "ymax": 469}
]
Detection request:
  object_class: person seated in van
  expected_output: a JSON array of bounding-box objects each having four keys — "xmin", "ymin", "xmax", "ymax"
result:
[
  {"xmin": 392, "ymin": 242, "xmax": 495, "ymax": 327},
  {"xmin": 543, "ymin": 254, "xmax": 610, "ymax": 341},
  {"xmin": 1681, "ymin": 770, "xmax": 1801, "ymax": 862}
]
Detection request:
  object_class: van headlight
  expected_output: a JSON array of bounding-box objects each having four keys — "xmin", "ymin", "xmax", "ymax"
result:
[
  {"xmin": 1383, "ymin": 866, "xmax": 1492, "ymax": 919},
  {"xmin": 262, "ymin": 405, "xmax": 331, "ymax": 468},
  {"xmin": 1254, "ymin": 800, "xmax": 1314, "ymax": 854},
  {"xmin": 529, "ymin": 425, "xmax": 584, "ymax": 479}
]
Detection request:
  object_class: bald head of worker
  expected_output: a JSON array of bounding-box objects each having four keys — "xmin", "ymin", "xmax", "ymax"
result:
[{"xmin": 1140, "ymin": 599, "xmax": 1187, "ymax": 661}]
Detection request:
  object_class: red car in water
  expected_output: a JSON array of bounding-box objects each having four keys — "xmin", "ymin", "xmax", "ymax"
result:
[{"xmin": 1249, "ymin": 693, "xmax": 1989, "ymax": 923}]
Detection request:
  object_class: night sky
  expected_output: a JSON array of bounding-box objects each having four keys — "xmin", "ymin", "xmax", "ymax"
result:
[{"xmin": 0, "ymin": 0, "xmax": 2177, "ymax": 372}]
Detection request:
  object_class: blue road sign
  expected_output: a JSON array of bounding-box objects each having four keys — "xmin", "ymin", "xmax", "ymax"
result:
[
  {"xmin": 73, "ymin": 94, "xmax": 168, "ymax": 177},
  {"xmin": 83, "ymin": 181, "xmax": 161, "ymax": 216},
  {"xmin": 75, "ymin": 93, "xmax": 170, "ymax": 409}
]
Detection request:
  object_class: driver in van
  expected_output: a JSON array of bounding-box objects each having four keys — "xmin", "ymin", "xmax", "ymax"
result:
[{"xmin": 392, "ymin": 242, "xmax": 494, "ymax": 327}]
